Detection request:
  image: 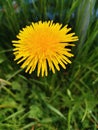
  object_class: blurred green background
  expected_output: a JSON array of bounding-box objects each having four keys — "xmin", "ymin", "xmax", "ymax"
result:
[{"xmin": 0, "ymin": 0, "xmax": 98, "ymax": 129}]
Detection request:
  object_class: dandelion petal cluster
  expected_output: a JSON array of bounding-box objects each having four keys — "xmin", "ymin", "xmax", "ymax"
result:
[{"xmin": 12, "ymin": 21, "xmax": 78, "ymax": 77}]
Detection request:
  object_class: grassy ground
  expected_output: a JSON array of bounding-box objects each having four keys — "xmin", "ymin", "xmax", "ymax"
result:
[{"xmin": 0, "ymin": 0, "xmax": 98, "ymax": 130}]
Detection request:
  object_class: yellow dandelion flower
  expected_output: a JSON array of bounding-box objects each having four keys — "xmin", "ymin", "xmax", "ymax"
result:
[{"xmin": 12, "ymin": 21, "xmax": 78, "ymax": 77}]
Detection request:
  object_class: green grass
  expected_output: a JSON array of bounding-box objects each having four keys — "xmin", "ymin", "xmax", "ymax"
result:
[{"xmin": 0, "ymin": 0, "xmax": 98, "ymax": 129}]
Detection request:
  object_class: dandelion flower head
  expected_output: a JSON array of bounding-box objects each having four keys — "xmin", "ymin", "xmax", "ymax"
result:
[{"xmin": 12, "ymin": 21, "xmax": 78, "ymax": 77}]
